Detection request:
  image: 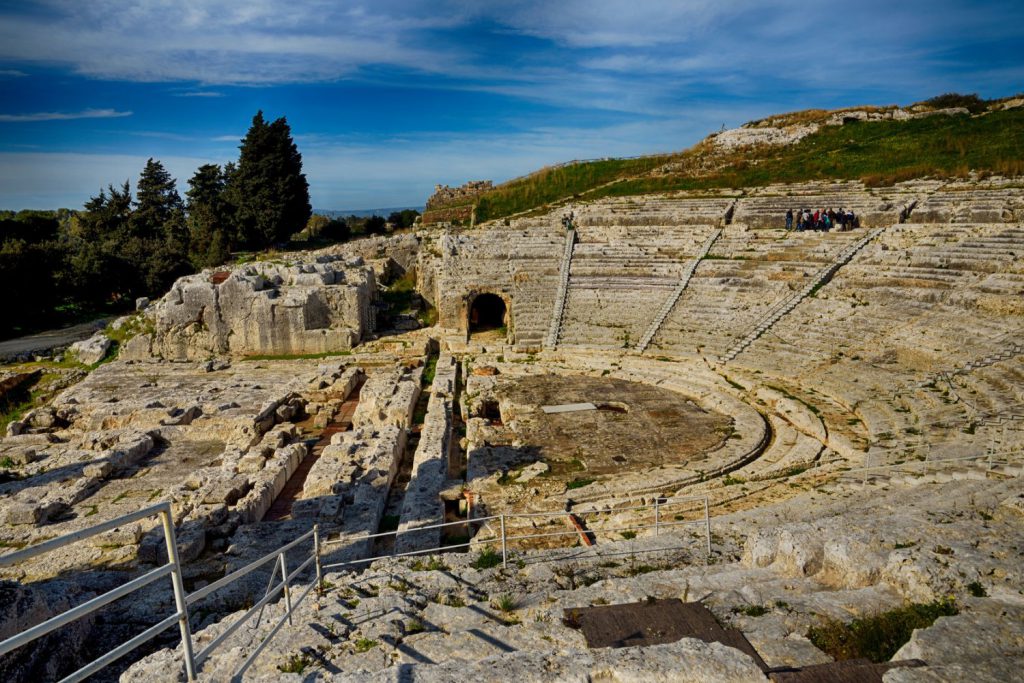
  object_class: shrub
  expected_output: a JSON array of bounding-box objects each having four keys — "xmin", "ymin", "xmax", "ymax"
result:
[
  {"xmin": 807, "ymin": 598, "xmax": 958, "ymax": 663},
  {"xmin": 566, "ymin": 477, "xmax": 596, "ymax": 490},
  {"xmin": 919, "ymin": 92, "xmax": 989, "ymax": 113}
]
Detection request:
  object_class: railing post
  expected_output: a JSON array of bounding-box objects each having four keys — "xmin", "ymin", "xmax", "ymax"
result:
[
  {"xmin": 159, "ymin": 506, "xmax": 197, "ymax": 682},
  {"xmin": 500, "ymin": 514, "xmax": 508, "ymax": 568},
  {"xmin": 278, "ymin": 553, "xmax": 293, "ymax": 626},
  {"xmin": 703, "ymin": 497, "xmax": 711, "ymax": 559},
  {"xmin": 313, "ymin": 524, "xmax": 323, "ymax": 592},
  {"xmin": 654, "ymin": 498, "xmax": 660, "ymax": 536}
]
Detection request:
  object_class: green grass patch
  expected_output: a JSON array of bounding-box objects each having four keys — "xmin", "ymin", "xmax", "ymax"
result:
[
  {"xmin": 733, "ymin": 604, "xmax": 771, "ymax": 617},
  {"xmin": 277, "ymin": 652, "xmax": 313, "ymax": 674},
  {"xmin": 966, "ymin": 581, "xmax": 987, "ymax": 598},
  {"xmin": 421, "ymin": 354, "xmax": 438, "ymax": 386},
  {"xmin": 566, "ymin": 477, "xmax": 596, "ymax": 490},
  {"xmin": 409, "ymin": 556, "xmax": 449, "ymax": 572},
  {"xmin": 807, "ymin": 598, "xmax": 958, "ymax": 663},
  {"xmin": 353, "ymin": 638, "xmax": 378, "ymax": 653},
  {"xmin": 471, "ymin": 547, "xmax": 503, "ymax": 570},
  {"xmin": 439, "ymin": 107, "xmax": 1024, "ymax": 223}
]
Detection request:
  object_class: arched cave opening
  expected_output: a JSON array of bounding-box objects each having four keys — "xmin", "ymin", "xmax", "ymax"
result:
[{"xmin": 469, "ymin": 293, "xmax": 507, "ymax": 334}]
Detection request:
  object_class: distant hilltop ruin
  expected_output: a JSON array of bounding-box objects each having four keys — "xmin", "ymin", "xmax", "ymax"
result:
[
  {"xmin": 422, "ymin": 180, "xmax": 494, "ymax": 225},
  {"xmin": 425, "ymin": 180, "xmax": 494, "ymax": 210}
]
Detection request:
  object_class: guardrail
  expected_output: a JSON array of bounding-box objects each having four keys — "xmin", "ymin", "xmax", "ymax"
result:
[
  {"xmin": 322, "ymin": 495, "xmax": 712, "ymax": 572},
  {"xmin": 0, "ymin": 502, "xmax": 196, "ymax": 683},
  {"xmin": 1, "ymin": 495, "xmax": 710, "ymax": 680},
  {"xmin": 0, "ymin": 502, "xmax": 323, "ymax": 682}
]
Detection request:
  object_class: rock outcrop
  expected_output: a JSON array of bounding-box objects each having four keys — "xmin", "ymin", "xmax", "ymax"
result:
[{"xmin": 144, "ymin": 257, "xmax": 377, "ymax": 360}]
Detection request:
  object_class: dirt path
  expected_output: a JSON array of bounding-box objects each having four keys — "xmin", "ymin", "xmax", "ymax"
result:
[{"xmin": 0, "ymin": 317, "xmax": 112, "ymax": 362}]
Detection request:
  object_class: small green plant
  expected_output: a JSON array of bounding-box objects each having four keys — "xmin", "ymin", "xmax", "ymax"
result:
[
  {"xmin": 406, "ymin": 619, "xmax": 426, "ymax": 634},
  {"xmin": 566, "ymin": 477, "xmax": 596, "ymax": 490},
  {"xmin": 620, "ymin": 531, "xmax": 637, "ymax": 540},
  {"xmin": 353, "ymin": 638, "xmax": 378, "ymax": 653},
  {"xmin": 409, "ymin": 556, "xmax": 449, "ymax": 572},
  {"xmin": 722, "ymin": 474, "xmax": 745, "ymax": 486},
  {"xmin": 893, "ymin": 541, "xmax": 916, "ymax": 550},
  {"xmin": 807, "ymin": 598, "xmax": 958, "ymax": 663},
  {"xmin": 472, "ymin": 547, "xmax": 503, "ymax": 570},
  {"xmin": 966, "ymin": 581, "xmax": 987, "ymax": 597},
  {"xmin": 493, "ymin": 593, "xmax": 518, "ymax": 613},
  {"xmin": 0, "ymin": 457, "xmax": 15, "ymax": 469},
  {"xmin": 733, "ymin": 604, "xmax": 770, "ymax": 617},
  {"xmin": 278, "ymin": 652, "xmax": 313, "ymax": 674}
]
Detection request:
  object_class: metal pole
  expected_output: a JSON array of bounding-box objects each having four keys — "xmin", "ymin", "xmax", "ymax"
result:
[
  {"xmin": 654, "ymin": 498, "xmax": 660, "ymax": 536},
  {"xmin": 703, "ymin": 497, "xmax": 711, "ymax": 559},
  {"xmin": 159, "ymin": 506, "xmax": 197, "ymax": 682},
  {"xmin": 500, "ymin": 514, "xmax": 507, "ymax": 568},
  {"xmin": 278, "ymin": 553, "xmax": 293, "ymax": 626},
  {"xmin": 313, "ymin": 524, "xmax": 323, "ymax": 592}
]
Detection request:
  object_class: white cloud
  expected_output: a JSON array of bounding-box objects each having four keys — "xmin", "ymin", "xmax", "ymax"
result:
[
  {"xmin": 0, "ymin": 69, "xmax": 26, "ymax": 77},
  {"xmin": 0, "ymin": 108, "xmax": 132, "ymax": 122},
  {"xmin": 175, "ymin": 91, "xmax": 225, "ymax": 98},
  {"xmin": 0, "ymin": 1, "xmax": 464, "ymax": 84}
]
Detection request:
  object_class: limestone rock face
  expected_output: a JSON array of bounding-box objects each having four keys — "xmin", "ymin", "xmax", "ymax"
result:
[
  {"xmin": 0, "ymin": 580, "xmax": 95, "ymax": 681},
  {"xmin": 147, "ymin": 257, "xmax": 377, "ymax": 360},
  {"xmin": 69, "ymin": 333, "xmax": 112, "ymax": 365},
  {"xmin": 887, "ymin": 599, "xmax": 1024, "ymax": 683}
]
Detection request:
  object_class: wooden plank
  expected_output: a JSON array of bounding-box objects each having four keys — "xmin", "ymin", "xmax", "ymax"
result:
[
  {"xmin": 768, "ymin": 658, "xmax": 926, "ymax": 682},
  {"xmin": 564, "ymin": 599, "xmax": 768, "ymax": 671}
]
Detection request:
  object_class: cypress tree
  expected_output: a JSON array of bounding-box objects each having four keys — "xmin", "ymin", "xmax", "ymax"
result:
[
  {"xmin": 186, "ymin": 163, "xmax": 231, "ymax": 266},
  {"xmin": 228, "ymin": 111, "xmax": 311, "ymax": 248}
]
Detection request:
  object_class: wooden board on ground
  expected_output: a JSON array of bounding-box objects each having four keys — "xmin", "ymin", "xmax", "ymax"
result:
[
  {"xmin": 768, "ymin": 658, "xmax": 926, "ymax": 682},
  {"xmin": 564, "ymin": 598, "xmax": 768, "ymax": 671}
]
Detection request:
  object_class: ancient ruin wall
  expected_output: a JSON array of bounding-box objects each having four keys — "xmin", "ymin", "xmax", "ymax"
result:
[{"xmin": 136, "ymin": 257, "xmax": 377, "ymax": 360}]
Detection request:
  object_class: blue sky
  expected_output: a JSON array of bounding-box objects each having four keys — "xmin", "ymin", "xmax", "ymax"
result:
[{"xmin": 0, "ymin": 1, "xmax": 1021, "ymax": 211}]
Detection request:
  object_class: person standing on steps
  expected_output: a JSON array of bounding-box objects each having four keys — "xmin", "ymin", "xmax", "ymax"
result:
[{"xmin": 785, "ymin": 208, "xmax": 794, "ymax": 230}]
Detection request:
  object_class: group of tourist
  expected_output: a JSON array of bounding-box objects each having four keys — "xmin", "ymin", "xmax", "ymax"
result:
[
  {"xmin": 785, "ymin": 208, "xmax": 860, "ymax": 231},
  {"xmin": 561, "ymin": 210, "xmax": 576, "ymax": 230}
]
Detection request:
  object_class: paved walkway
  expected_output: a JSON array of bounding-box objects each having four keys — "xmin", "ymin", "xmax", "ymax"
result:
[{"xmin": 0, "ymin": 318, "xmax": 112, "ymax": 362}]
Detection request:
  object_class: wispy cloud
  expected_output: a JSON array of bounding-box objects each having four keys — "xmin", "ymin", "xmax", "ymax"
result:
[
  {"xmin": 0, "ymin": 108, "xmax": 132, "ymax": 123},
  {"xmin": 175, "ymin": 91, "xmax": 225, "ymax": 98},
  {"xmin": 0, "ymin": 69, "xmax": 26, "ymax": 78}
]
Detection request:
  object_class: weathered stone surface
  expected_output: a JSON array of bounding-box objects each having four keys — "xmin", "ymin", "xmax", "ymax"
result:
[
  {"xmin": 147, "ymin": 258, "xmax": 377, "ymax": 360},
  {"xmin": 69, "ymin": 332, "xmax": 112, "ymax": 365}
]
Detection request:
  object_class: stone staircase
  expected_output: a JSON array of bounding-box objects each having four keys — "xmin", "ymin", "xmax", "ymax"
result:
[
  {"xmin": 544, "ymin": 227, "xmax": 577, "ymax": 349},
  {"xmin": 636, "ymin": 228, "xmax": 722, "ymax": 353},
  {"xmin": 834, "ymin": 457, "xmax": 1023, "ymax": 491},
  {"xmin": 953, "ymin": 340, "xmax": 1024, "ymax": 376},
  {"xmin": 719, "ymin": 227, "xmax": 886, "ymax": 364}
]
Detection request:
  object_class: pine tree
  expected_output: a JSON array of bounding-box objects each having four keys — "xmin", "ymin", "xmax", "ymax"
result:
[
  {"xmin": 133, "ymin": 158, "xmax": 183, "ymax": 240},
  {"xmin": 228, "ymin": 111, "xmax": 311, "ymax": 248},
  {"xmin": 186, "ymin": 163, "xmax": 231, "ymax": 266}
]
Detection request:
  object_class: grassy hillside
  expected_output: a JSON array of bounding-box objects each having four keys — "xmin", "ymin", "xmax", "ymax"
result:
[{"xmin": 432, "ymin": 101, "xmax": 1024, "ymax": 224}]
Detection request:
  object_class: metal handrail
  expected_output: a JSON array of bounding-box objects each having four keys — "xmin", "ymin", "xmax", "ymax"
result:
[
  {"xmin": 0, "ymin": 502, "xmax": 197, "ymax": 682},
  {"xmin": 1, "ymin": 492, "xmax": 712, "ymax": 680}
]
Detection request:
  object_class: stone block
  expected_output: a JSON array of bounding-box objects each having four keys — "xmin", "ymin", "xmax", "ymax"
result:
[{"xmin": 2, "ymin": 501, "xmax": 44, "ymax": 525}]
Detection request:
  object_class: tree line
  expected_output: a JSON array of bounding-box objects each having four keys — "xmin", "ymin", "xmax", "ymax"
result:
[{"xmin": 0, "ymin": 111, "xmax": 312, "ymax": 339}]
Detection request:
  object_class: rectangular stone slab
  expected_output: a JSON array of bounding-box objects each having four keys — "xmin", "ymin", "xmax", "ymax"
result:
[{"xmin": 541, "ymin": 402, "xmax": 597, "ymax": 414}]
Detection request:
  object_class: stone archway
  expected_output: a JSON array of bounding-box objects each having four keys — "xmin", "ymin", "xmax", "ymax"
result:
[{"xmin": 468, "ymin": 293, "xmax": 508, "ymax": 335}]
